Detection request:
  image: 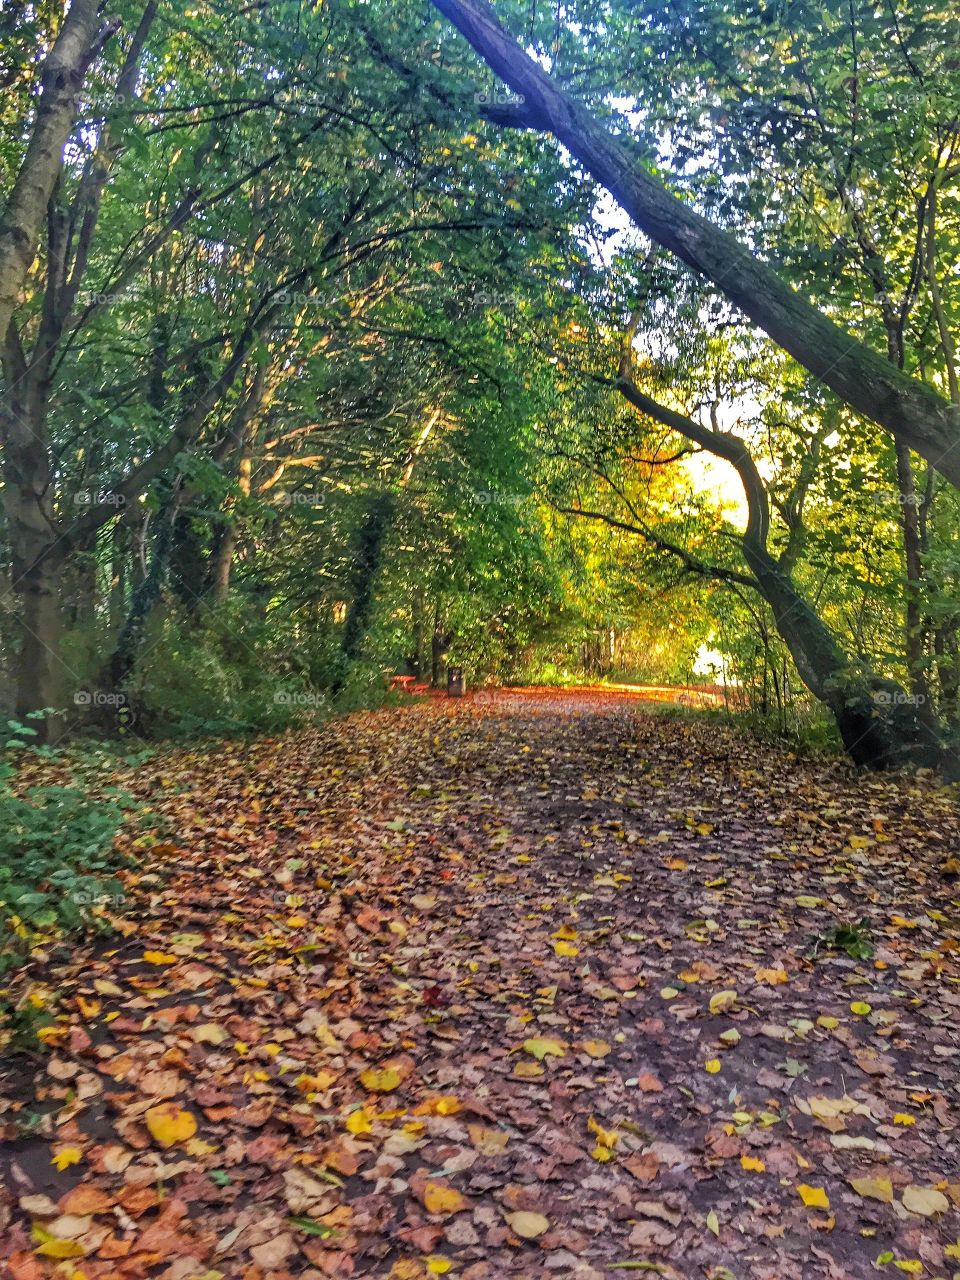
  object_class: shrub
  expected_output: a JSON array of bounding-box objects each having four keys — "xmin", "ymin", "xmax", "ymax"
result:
[{"xmin": 0, "ymin": 717, "xmax": 134, "ymax": 974}]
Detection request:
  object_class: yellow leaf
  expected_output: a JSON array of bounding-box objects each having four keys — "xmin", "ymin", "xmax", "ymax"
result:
[
  {"xmin": 35, "ymin": 1238, "xmax": 85, "ymax": 1259},
  {"xmin": 581, "ymin": 1039, "xmax": 611, "ymax": 1058},
  {"xmin": 943, "ymin": 1242, "xmax": 960, "ymax": 1261},
  {"xmin": 587, "ymin": 1115, "xmax": 618, "ymax": 1148},
  {"xmin": 145, "ymin": 1102, "xmax": 198, "ymax": 1148},
  {"xmin": 513, "ymin": 1060, "xmax": 544, "ymax": 1078},
  {"xmin": 849, "ymin": 1176, "xmax": 893, "ymax": 1204},
  {"xmin": 706, "ymin": 1209, "xmax": 720, "ymax": 1236},
  {"xmin": 741, "ymin": 1156, "xmax": 766, "ymax": 1172},
  {"xmin": 143, "ymin": 951, "xmax": 178, "ymax": 965},
  {"xmin": 51, "ymin": 1147, "xmax": 82, "ymax": 1171},
  {"xmin": 505, "ymin": 1210, "xmax": 549, "ymax": 1239},
  {"xmin": 553, "ymin": 940, "xmax": 579, "ymax": 957},
  {"xmin": 425, "ymin": 1256, "xmax": 452, "ymax": 1274},
  {"xmin": 705, "ymin": 1059, "xmax": 722, "ymax": 1074},
  {"xmin": 817, "ymin": 1016, "xmax": 839, "ymax": 1029},
  {"xmin": 798, "ymin": 1184, "xmax": 830, "ymax": 1209},
  {"xmin": 709, "ymin": 989, "xmax": 738, "ymax": 1014},
  {"xmin": 185, "ymin": 1136, "xmax": 217, "ymax": 1157},
  {"xmin": 360, "ymin": 1067, "xmax": 402, "ymax": 1093},
  {"xmin": 591, "ymin": 1145, "xmax": 614, "ymax": 1162},
  {"xmin": 192, "ymin": 1023, "xmax": 228, "ymax": 1045},
  {"xmin": 422, "ymin": 1182, "xmax": 468, "ymax": 1216},
  {"xmin": 345, "ymin": 1109, "xmax": 373, "ymax": 1135},
  {"xmin": 468, "ymin": 1124, "xmax": 508, "ymax": 1155},
  {"xmin": 552, "ymin": 923, "xmax": 578, "ymax": 940},
  {"xmin": 521, "ymin": 1036, "xmax": 566, "ymax": 1061},
  {"xmin": 892, "ymin": 1113, "xmax": 915, "ymax": 1126},
  {"xmin": 755, "ymin": 967, "xmax": 789, "ymax": 985},
  {"xmin": 893, "ymin": 1263, "xmax": 922, "ymax": 1275},
  {"xmin": 36, "ymin": 1025, "xmax": 67, "ymax": 1043},
  {"xmin": 93, "ymin": 978, "xmax": 123, "ymax": 996},
  {"xmin": 847, "ymin": 835, "xmax": 872, "ymax": 850},
  {"xmin": 849, "ymin": 1001, "xmax": 872, "ymax": 1015}
]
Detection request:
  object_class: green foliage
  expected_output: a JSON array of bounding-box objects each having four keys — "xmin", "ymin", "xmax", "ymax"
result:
[
  {"xmin": 0, "ymin": 720, "xmax": 136, "ymax": 973},
  {"xmin": 813, "ymin": 919, "xmax": 875, "ymax": 962},
  {"xmin": 1, "ymin": 0, "xmax": 959, "ymax": 769}
]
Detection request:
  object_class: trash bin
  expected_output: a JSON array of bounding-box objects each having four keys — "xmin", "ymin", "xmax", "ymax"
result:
[{"xmin": 447, "ymin": 666, "xmax": 465, "ymax": 697}]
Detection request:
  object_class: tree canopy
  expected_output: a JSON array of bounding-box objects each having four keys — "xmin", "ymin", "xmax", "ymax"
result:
[{"xmin": 0, "ymin": 0, "xmax": 958, "ymax": 767}]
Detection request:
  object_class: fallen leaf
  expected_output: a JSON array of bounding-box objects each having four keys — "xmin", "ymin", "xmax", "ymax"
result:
[
  {"xmin": 144, "ymin": 1102, "xmax": 198, "ymax": 1148},
  {"xmin": 849, "ymin": 1176, "xmax": 893, "ymax": 1204},
  {"xmin": 505, "ymin": 1211, "xmax": 549, "ymax": 1239},
  {"xmin": 520, "ymin": 1036, "xmax": 566, "ymax": 1060},
  {"xmin": 422, "ymin": 1183, "xmax": 468, "ymax": 1217},
  {"xmin": 798, "ymin": 1185, "xmax": 830, "ymax": 1209},
  {"xmin": 901, "ymin": 1185, "xmax": 949, "ymax": 1217}
]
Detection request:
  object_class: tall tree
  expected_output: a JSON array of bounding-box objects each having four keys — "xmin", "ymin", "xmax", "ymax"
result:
[{"xmin": 427, "ymin": 0, "xmax": 960, "ymax": 485}]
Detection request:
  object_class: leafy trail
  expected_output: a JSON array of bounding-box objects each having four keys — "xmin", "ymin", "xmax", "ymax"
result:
[{"xmin": 2, "ymin": 692, "xmax": 959, "ymax": 1280}]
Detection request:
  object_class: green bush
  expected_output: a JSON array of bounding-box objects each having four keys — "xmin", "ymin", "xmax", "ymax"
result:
[
  {"xmin": 129, "ymin": 605, "xmax": 337, "ymax": 737},
  {"xmin": 0, "ymin": 718, "xmax": 133, "ymax": 974}
]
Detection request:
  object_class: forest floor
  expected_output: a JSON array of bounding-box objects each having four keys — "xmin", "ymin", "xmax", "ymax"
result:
[{"xmin": 2, "ymin": 690, "xmax": 960, "ymax": 1280}]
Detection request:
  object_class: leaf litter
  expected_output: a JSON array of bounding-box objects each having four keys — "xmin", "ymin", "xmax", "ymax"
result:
[{"xmin": 0, "ymin": 689, "xmax": 959, "ymax": 1278}]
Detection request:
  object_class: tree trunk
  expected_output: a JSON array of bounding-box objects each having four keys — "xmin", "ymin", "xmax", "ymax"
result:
[
  {"xmin": 893, "ymin": 443, "xmax": 938, "ymax": 732},
  {"xmin": 211, "ymin": 437, "xmax": 254, "ymax": 604},
  {"xmin": 1, "ymin": 388, "xmax": 64, "ymax": 739},
  {"xmin": 101, "ymin": 490, "xmax": 180, "ymax": 713},
  {"xmin": 412, "ymin": 585, "xmax": 427, "ymax": 678},
  {"xmin": 0, "ymin": 0, "xmax": 106, "ymax": 338},
  {"xmin": 333, "ymin": 491, "xmax": 396, "ymax": 692},
  {"xmin": 15, "ymin": 561, "xmax": 64, "ymax": 738},
  {"xmin": 611, "ymin": 366, "xmax": 942, "ymax": 767},
  {"xmin": 429, "ymin": 0, "xmax": 960, "ymax": 486},
  {"xmin": 742, "ymin": 541, "xmax": 936, "ymax": 767}
]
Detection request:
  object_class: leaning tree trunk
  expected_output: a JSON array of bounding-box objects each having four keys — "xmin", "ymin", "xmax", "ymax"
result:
[
  {"xmin": 613, "ymin": 362, "xmax": 943, "ymax": 768},
  {"xmin": 428, "ymin": 0, "xmax": 960, "ymax": 486},
  {"xmin": 743, "ymin": 542, "xmax": 938, "ymax": 768}
]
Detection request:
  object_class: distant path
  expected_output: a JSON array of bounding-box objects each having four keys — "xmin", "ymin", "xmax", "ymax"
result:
[
  {"xmin": 2, "ymin": 697, "xmax": 958, "ymax": 1279},
  {"xmin": 469, "ymin": 682, "xmax": 728, "ymax": 711}
]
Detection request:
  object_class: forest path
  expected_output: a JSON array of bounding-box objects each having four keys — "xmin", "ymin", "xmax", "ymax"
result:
[{"xmin": 3, "ymin": 692, "xmax": 960, "ymax": 1279}]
